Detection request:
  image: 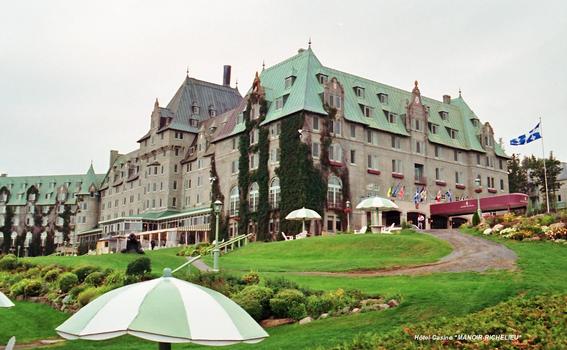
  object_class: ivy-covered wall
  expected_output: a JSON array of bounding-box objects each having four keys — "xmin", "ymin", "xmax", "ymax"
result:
[
  {"xmin": 209, "ymin": 154, "xmax": 228, "ymax": 241},
  {"xmin": 276, "ymin": 112, "xmax": 327, "ymax": 236},
  {"xmin": 1, "ymin": 206, "xmax": 14, "ymax": 253}
]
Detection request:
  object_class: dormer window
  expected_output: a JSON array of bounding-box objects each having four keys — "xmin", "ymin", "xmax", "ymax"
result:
[
  {"xmin": 384, "ymin": 110, "xmax": 396, "ymax": 123},
  {"xmin": 377, "ymin": 93, "xmax": 389, "ymax": 105},
  {"xmin": 275, "ymin": 97, "xmax": 284, "ymax": 110},
  {"xmin": 471, "ymin": 119, "xmax": 479, "ymax": 127},
  {"xmin": 439, "ymin": 111, "xmax": 449, "ymax": 120},
  {"xmin": 317, "ymin": 74, "xmax": 328, "ymax": 84},
  {"xmin": 192, "ymin": 102, "xmax": 200, "ymax": 114},
  {"xmin": 360, "ymin": 105, "xmax": 372, "ymax": 117},
  {"xmin": 354, "ymin": 86, "xmax": 365, "ymax": 98},
  {"xmin": 208, "ymin": 105, "xmax": 216, "ymax": 117},
  {"xmin": 446, "ymin": 127, "xmax": 458, "ymax": 139},
  {"xmin": 285, "ymin": 76, "xmax": 296, "ymax": 89},
  {"xmin": 428, "ymin": 122, "xmax": 439, "ymax": 134}
]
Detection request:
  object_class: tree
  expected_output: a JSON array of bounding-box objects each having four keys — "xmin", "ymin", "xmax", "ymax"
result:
[
  {"xmin": 523, "ymin": 152, "xmax": 562, "ymax": 211},
  {"xmin": 507, "ymin": 153, "xmax": 528, "ymax": 194}
]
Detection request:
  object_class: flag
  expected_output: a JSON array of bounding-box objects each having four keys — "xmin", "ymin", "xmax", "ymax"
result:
[
  {"xmin": 387, "ymin": 186, "xmax": 392, "ymax": 197},
  {"xmin": 420, "ymin": 188, "xmax": 427, "ymax": 202},
  {"xmin": 413, "ymin": 187, "xmax": 421, "ymax": 204},
  {"xmin": 435, "ymin": 190, "xmax": 441, "ymax": 203},
  {"xmin": 392, "ymin": 183, "xmax": 401, "ymax": 197},
  {"xmin": 398, "ymin": 186, "xmax": 405, "ymax": 199},
  {"xmin": 510, "ymin": 122, "xmax": 542, "ymax": 146},
  {"xmin": 445, "ymin": 190, "xmax": 453, "ymax": 202}
]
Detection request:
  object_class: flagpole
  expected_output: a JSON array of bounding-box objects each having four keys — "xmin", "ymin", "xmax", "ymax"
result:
[{"xmin": 540, "ymin": 117, "xmax": 550, "ymax": 213}]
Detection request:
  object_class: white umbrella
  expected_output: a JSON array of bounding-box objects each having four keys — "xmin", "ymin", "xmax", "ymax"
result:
[
  {"xmin": 56, "ymin": 268, "xmax": 268, "ymax": 349},
  {"xmin": 0, "ymin": 291, "xmax": 14, "ymax": 308},
  {"xmin": 356, "ymin": 197, "xmax": 399, "ymax": 229},
  {"xmin": 285, "ymin": 207, "xmax": 322, "ymax": 233}
]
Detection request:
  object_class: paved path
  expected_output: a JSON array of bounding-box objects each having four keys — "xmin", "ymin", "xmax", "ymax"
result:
[
  {"xmin": 298, "ymin": 229, "xmax": 517, "ymax": 277},
  {"xmin": 190, "ymin": 257, "xmax": 213, "ymax": 272}
]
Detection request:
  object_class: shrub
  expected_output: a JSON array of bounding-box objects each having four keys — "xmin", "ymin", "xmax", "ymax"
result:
[
  {"xmin": 43, "ymin": 268, "xmax": 61, "ymax": 283},
  {"xmin": 269, "ymin": 289, "xmax": 306, "ymax": 318},
  {"xmin": 185, "ymin": 271, "xmax": 239, "ymax": 296},
  {"xmin": 73, "ymin": 265, "xmax": 100, "ymax": 282},
  {"xmin": 0, "ymin": 254, "xmax": 19, "ymax": 271},
  {"xmin": 264, "ymin": 277, "xmax": 300, "ymax": 293},
  {"xmin": 325, "ymin": 288, "xmax": 356, "ymax": 312},
  {"xmin": 10, "ymin": 279, "xmax": 30, "ymax": 297},
  {"xmin": 84, "ymin": 271, "xmax": 105, "ymax": 287},
  {"xmin": 126, "ymin": 257, "xmax": 151, "ymax": 276},
  {"xmin": 241, "ymin": 271, "xmax": 260, "ymax": 285},
  {"xmin": 24, "ymin": 279, "xmax": 43, "ymax": 297},
  {"xmin": 23, "ymin": 267, "xmax": 41, "ymax": 279},
  {"xmin": 539, "ymin": 214, "xmax": 556, "ymax": 226},
  {"xmin": 105, "ymin": 270, "xmax": 126, "ymax": 287},
  {"xmin": 306, "ymin": 295, "xmax": 333, "ymax": 317},
  {"xmin": 77, "ymin": 287, "xmax": 102, "ymax": 306},
  {"xmin": 232, "ymin": 285, "xmax": 273, "ymax": 321},
  {"xmin": 288, "ymin": 302, "xmax": 307, "ymax": 320},
  {"xmin": 58, "ymin": 272, "xmax": 79, "ymax": 293},
  {"xmin": 176, "ymin": 246, "xmax": 197, "ymax": 257},
  {"xmin": 472, "ymin": 211, "xmax": 480, "ymax": 226},
  {"xmin": 69, "ymin": 284, "xmax": 88, "ymax": 299}
]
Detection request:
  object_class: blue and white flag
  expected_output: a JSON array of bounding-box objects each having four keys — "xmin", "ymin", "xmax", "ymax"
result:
[{"xmin": 510, "ymin": 123, "xmax": 542, "ymax": 146}]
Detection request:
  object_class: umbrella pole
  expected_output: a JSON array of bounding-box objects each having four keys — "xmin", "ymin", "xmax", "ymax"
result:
[
  {"xmin": 159, "ymin": 342, "xmax": 171, "ymax": 350},
  {"xmin": 302, "ymin": 220, "xmax": 306, "ymax": 233}
]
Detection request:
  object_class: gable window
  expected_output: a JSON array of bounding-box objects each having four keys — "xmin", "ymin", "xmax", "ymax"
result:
[
  {"xmin": 439, "ymin": 111, "xmax": 448, "ymax": 120},
  {"xmin": 285, "ymin": 76, "xmax": 296, "ymax": 89},
  {"xmin": 354, "ymin": 86, "xmax": 365, "ymax": 98},
  {"xmin": 317, "ymin": 74, "xmax": 328, "ymax": 84},
  {"xmin": 377, "ymin": 93, "xmax": 389, "ymax": 104},
  {"xmin": 360, "ymin": 105, "xmax": 372, "ymax": 117}
]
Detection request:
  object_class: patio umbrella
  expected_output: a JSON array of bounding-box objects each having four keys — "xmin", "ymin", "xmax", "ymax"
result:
[
  {"xmin": 56, "ymin": 268, "xmax": 268, "ymax": 349},
  {"xmin": 0, "ymin": 291, "xmax": 14, "ymax": 308},
  {"xmin": 356, "ymin": 197, "xmax": 399, "ymax": 228},
  {"xmin": 285, "ymin": 207, "xmax": 322, "ymax": 233}
]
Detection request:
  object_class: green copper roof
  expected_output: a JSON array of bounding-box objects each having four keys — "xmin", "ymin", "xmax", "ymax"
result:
[
  {"xmin": 253, "ymin": 48, "xmax": 508, "ymax": 156},
  {"xmin": 0, "ymin": 166, "xmax": 104, "ymax": 206}
]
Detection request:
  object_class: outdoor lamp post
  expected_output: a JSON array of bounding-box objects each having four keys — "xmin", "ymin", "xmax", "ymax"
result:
[
  {"xmin": 213, "ymin": 199, "xmax": 223, "ymax": 272},
  {"xmin": 474, "ymin": 177, "xmax": 482, "ymax": 218},
  {"xmin": 345, "ymin": 200, "xmax": 351, "ymax": 232},
  {"xmin": 41, "ymin": 231, "xmax": 47, "ymax": 256},
  {"xmin": 10, "ymin": 232, "xmax": 17, "ymax": 256}
]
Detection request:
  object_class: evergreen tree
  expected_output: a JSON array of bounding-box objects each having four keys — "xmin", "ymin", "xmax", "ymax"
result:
[{"xmin": 507, "ymin": 153, "xmax": 528, "ymax": 194}]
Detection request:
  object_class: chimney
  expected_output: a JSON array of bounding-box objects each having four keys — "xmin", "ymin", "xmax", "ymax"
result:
[
  {"xmin": 443, "ymin": 95, "xmax": 451, "ymax": 104},
  {"xmin": 109, "ymin": 150, "xmax": 119, "ymax": 168},
  {"xmin": 223, "ymin": 65, "xmax": 231, "ymax": 86}
]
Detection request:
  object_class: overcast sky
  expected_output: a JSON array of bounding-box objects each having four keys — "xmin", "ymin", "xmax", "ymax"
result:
[{"xmin": 1, "ymin": 0, "xmax": 566, "ymax": 176}]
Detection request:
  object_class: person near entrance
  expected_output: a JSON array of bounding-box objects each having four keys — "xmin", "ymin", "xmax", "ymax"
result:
[{"xmin": 418, "ymin": 214, "xmax": 425, "ymax": 230}]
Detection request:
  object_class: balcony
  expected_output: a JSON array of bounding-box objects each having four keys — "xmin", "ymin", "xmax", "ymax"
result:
[{"xmin": 414, "ymin": 176, "xmax": 427, "ymax": 185}]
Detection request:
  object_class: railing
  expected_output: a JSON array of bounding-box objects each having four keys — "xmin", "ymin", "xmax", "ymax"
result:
[{"xmin": 203, "ymin": 232, "xmax": 254, "ymax": 255}]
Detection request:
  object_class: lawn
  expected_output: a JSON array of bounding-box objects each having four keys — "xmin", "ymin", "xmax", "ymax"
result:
[
  {"xmin": 22, "ymin": 247, "xmax": 188, "ymax": 274},
  {"xmin": 204, "ymin": 230, "xmax": 453, "ymax": 272},
  {"xmin": 2, "ymin": 230, "xmax": 566, "ymax": 349}
]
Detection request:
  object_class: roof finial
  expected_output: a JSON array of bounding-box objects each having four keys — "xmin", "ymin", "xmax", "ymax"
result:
[
  {"xmin": 308, "ymin": 37, "xmax": 312, "ymax": 48},
  {"xmin": 154, "ymin": 97, "xmax": 159, "ymax": 107},
  {"xmin": 414, "ymin": 80, "xmax": 418, "ymax": 88},
  {"xmin": 186, "ymin": 66, "xmax": 189, "ymax": 77},
  {"xmin": 458, "ymin": 88, "xmax": 462, "ymax": 97},
  {"xmin": 235, "ymin": 79, "xmax": 239, "ymax": 90},
  {"xmin": 262, "ymin": 60, "xmax": 265, "ymax": 71}
]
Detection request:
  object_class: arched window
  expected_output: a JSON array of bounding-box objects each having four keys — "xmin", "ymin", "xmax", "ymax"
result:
[
  {"xmin": 327, "ymin": 176, "xmax": 343, "ymax": 209},
  {"xmin": 269, "ymin": 177, "xmax": 280, "ymax": 209},
  {"xmin": 229, "ymin": 186, "xmax": 239, "ymax": 216},
  {"xmin": 249, "ymin": 182, "xmax": 259, "ymax": 212}
]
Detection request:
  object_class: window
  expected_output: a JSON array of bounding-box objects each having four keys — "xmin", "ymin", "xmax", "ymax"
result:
[
  {"xmin": 413, "ymin": 119, "xmax": 423, "ymax": 131},
  {"xmin": 367, "ymin": 130, "xmax": 378, "ymax": 145},
  {"xmin": 455, "ymin": 171, "xmax": 463, "ymax": 184},
  {"xmin": 231, "ymin": 160, "xmax": 239, "ymax": 174},
  {"xmin": 317, "ymin": 74, "xmax": 328, "ymax": 84},
  {"xmin": 350, "ymin": 150, "xmax": 356, "ymax": 164},
  {"xmin": 485, "ymin": 156, "xmax": 490, "ymax": 167},
  {"xmin": 378, "ymin": 93, "xmax": 389, "ymax": 104},
  {"xmin": 312, "ymin": 116, "xmax": 320, "ymax": 131},
  {"xmin": 429, "ymin": 123, "xmax": 439, "ymax": 135},
  {"xmin": 454, "ymin": 150, "xmax": 461, "ymax": 162},
  {"xmin": 270, "ymin": 122, "xmax": 281, "ymax": 138},
  {"xmin": 446, "ymin": 127, "xmax": 458, "ymax": 139},
  {"xmin": 471, "ymin": 119, "xmax": 479, "ymax": 127},
  {"xmin": 329, "ymin": 143, "xmax": 343, "ymax": 162},
  {"xmin": 249, "ymin": 153, "xmax": 259, "ymax": 170},
  {"xmin": 174, "ymin": 164, "xmax": 178, "ymax": 172},
  {"xmin": 434, "ymin": 145, "xmax": 440, "ymax": 158},
  {"xmin": 249, "ymin": 129, "xmax": 259, "ymax": 145},
  {"xmin": 275, "ymin": 97, "xmax": 284, "ymax": 109},
  {"xmin": 330, "ymin": 120, "xmax": 342, "ymax": 135},
  {"xmin": 197, "ymin": 176, "xmax": 202, "ymax": 187},
  {"xmin": 329, "ymin": 94, "xmax": 341, "ymax": 109},
  {"xmin": 192, "ymin": 102, "xmax": 200, "ymax": 114},
  {"xmin": 209, "ymin": 106, "xmax": 216, "ymax": 117},
  {"xmin": 439, "ymin": 111, "xmax": 448, "ymax": 120},
  {"xmin": 384, "ymin": 111, "xmax": 396, "ymax": 123},
  {"xmin": 477, "ymin": 154, "xmax": 481, "ymax": 165},
  {"xmin": 285, "ymin": 76, "xmax": 295, "ymax": 89},
  {"xmin": 232, "ymin": 138, "xmax": 237, "ymax": 150},
  {"xmin": 361, "ymin": 105, "xmax": 372, "ymax": 117},
  {"xmin": 249, "ymin": 182, "xmax": 259, "ymax": 212},
  {"xmin": 391, "ymin": 135, "xmax": 401, "ymax": 149},
  {"xmin": 499, "ymin": 159, "xmax": 503, "ymax": 170},
  {"xmin": 327, "ymin": 176, "xmax": 343, "ymax": 208},
  {"xmin": 269, "ymin": 177, "xmax": 281, "ymax": 209},
  {"xmin": 229, "ymin": 187, "xmax": 239, "ymax": 216},
  {"xmin": 350, "ymin": 124, "xmax": 356, "ymax": 138},
  {"xmin": 367, "ymin": 154, "xmax": 379, "ymax": 170},
  {"xmin": 354, "ymin": 87, "xmax": 365, "ymax": 98},
  {"xmin": 392, "ymin": 159, "xmax": 403, "ymax": 173},
  {"xmin": 415, "ymin": 141, "xmax": 424, "ymax": 154},
  {"xmin": 270, "ymin": 148, "xmax": 280, "ymax": 163},
  {"xmin": 435, "ymin": 167, "xmax": 442, "ymax": 180},
  {"xmin": 172, "ymin": 197, "xmax": 177, "ymax": 207},
  {"xmin": 173, "ymin": 180, "xmax": 177, "ymax": 190},
  {"xmin": 312, "ymin": 142, "xmax": 320, "ymax": 158}
]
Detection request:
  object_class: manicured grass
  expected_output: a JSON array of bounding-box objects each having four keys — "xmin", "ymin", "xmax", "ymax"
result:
[
  {"xmin": 204, "ymin": 230, "xmax": 453, "ymax": 272},
  {"xmin": 0, "ymin": 301, "xmax": 67, "ymax": 344},
  {"xmin": 4, "ymin": 230, "xmax": 567, "ymax": 349},
  {"xmin": 23, "ymin": 248, "xmax": 187, "ymax": 274}
]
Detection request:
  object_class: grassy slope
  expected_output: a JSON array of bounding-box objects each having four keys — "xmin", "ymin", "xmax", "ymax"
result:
[
  {"xmin": 204, "ymin": 230, "xmax": 452, "ymax": 272},
  {"xmin": 23, "ymin": 248, "xmax": 187, "ymax": 274},
  {"xmin": 3, "ymin": 231, "xmax": 566, "ymax": 349}
]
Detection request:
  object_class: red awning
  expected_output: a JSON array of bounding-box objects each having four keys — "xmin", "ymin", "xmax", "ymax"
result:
[{"xmin": 430, "ymin": 193, "xmax": 528, "ymax": 216}]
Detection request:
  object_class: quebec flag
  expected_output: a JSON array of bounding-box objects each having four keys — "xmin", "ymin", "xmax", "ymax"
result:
[{"xmin": 510, "ymin": 123, "xmax": 542, "ymax": 146}]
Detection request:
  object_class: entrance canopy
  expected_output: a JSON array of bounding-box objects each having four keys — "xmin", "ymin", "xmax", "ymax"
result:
[{"xmin": 430, "ymin": 193, "xmax": 528, "ymax": 217}]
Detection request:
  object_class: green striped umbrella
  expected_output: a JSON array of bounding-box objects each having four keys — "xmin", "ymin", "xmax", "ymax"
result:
[
  {"xmin": 0, "ymin": 291, "xmax": 14, "ymax": 308},
  {"xmin": 56, "ymin": 269, "xmax": 268, "ymax": 349}
]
